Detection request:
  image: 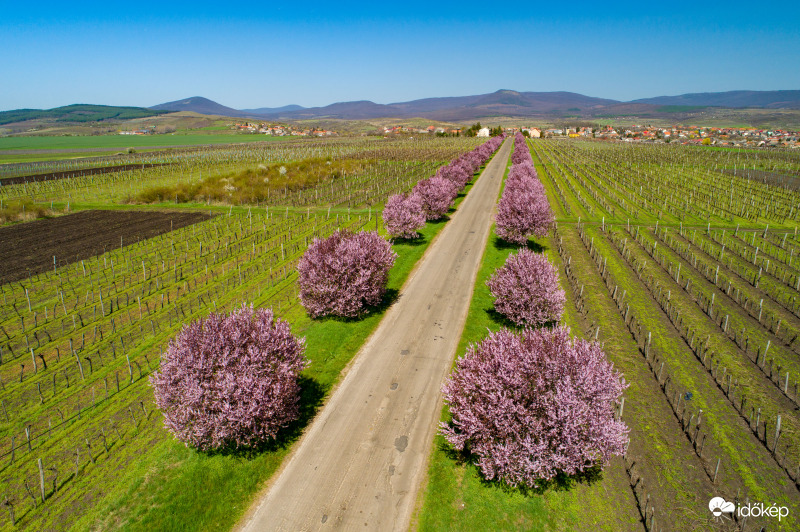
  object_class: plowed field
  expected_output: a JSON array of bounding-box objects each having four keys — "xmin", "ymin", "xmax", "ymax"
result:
[{"xmin": 0, "ymin": 209, "xmax": 210, "ymax": 283}]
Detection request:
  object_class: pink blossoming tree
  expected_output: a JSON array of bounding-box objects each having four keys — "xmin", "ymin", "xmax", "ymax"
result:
[
  {"xmin": 383, "ymin": 193, "xmax": 426, "ymax": 239},
  {"xmin": 412, "ymin": 177, "xmax": 459, "ymax": 220},
  {"xmin": 297, "ymin": 230, "xmax": 397, "ymax": 318},
  {"xmin": 495, "ymin": 136, "xmax": 554, "ymax": 244},
  {"xmin": 440, "ymin": 326, "xmax": 629, "ymax": 489},
  {"xmin": 487, "ymin": 249, "xmax": 565, "ymax": 326},
  {"xmin": 151, "ymin": 305, "xmax": 308, "ymax": 451}
]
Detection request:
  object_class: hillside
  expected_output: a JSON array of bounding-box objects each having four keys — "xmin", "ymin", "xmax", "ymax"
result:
[
  {"xmin": 241, "ymin": 104, "xmax": 305, "ymax": 114},
  {"xmin": 149, "ymin": 96, "xmax": 249, "ymax": 117},
  {"xmin": 0, "ymin": 104, "xmax": 167, "ymax": 126},
  {"xmin": 632, "ymin": 90, "xmax": 800, "ymax": 109}
]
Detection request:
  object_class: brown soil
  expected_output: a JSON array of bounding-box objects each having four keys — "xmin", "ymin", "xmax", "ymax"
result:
[
  {"xmin": 0, "ymin": 209, "xmax": 210, "ymax": 284},
  {"xmin": 721, "ymin": 168, "xmax": 800, "ymax": 190},
  {"xmin": 0, "ymin": 163, "xmax": 167, "ymax": 186}
]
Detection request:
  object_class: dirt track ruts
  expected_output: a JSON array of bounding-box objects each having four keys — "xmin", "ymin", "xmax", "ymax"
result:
[{"xmin": 239, "ymin": 138, "xmax": 512, "ymax": 531}]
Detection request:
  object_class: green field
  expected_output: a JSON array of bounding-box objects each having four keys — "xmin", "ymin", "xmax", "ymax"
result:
[
  {"xmin": 0, "ymin": 134, "xmax": 293, "ymax": 151},
  {"xmin": 0, "ymin": 135, "xmax": 298, "ymax": 164}
]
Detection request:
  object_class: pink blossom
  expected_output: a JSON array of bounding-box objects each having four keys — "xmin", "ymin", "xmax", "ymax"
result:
[
  {"xmin": 440, "ymin": 326, "xmax": 629, "ymax": 488},
  {"xmin": 383, "ymin": 193, "xmax": 426, "ymax": 239},
  {"xmin": 487, "ymin": 249, "xmax": 565, "ymax": 326},
  {"xmin": 495, "ymin": 134, "xmax": 553, "ymax": 244},
  {"xmin": 412, "ymin": 177, "xmax": 459, "ymax": 220},
  {"xmin": 151, "ymin": 305, "xmax": 308, "ymax": 451},
  {"xmin": 297, "ymin": 230, "xmax": 397, "ymax": 318}
]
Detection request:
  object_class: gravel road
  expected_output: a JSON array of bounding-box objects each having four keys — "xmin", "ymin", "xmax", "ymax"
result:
[{"xmin": 240, "ymin": 138, "xmax": 512, "ymax": 531}]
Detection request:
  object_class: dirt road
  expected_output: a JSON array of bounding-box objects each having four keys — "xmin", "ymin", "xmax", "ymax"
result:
[{"xmin": 240, "ymin": 138, "xmax": 512, "ymax": 531}]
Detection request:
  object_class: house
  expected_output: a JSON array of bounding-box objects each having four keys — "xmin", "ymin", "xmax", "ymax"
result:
[{"xmin": 476, "ymin": 127, "xmax": 490, "ymax": 137}]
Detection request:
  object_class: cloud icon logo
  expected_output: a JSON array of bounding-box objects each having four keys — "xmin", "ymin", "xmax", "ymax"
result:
[{"xmin": 709, "ymin": 497, "xmax": 735, "ymax": 517}]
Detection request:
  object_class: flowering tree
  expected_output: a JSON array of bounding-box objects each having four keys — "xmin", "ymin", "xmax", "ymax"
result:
[
  {"xmin": 412, "ymin": 177, "xmax": 459, "ymax": 220},
  {"xmin": 495, "ymin": 137, "xmax": 554, "ymax": 244},
  {"xmin": 440, "ymin": 326, "xmax": 629, "ymax": 488},
  {"xmin": 297, "ymin": 230, "xmax": 397, "ymax": 318},
  {"xmin": 435, "ymin": 164, "xmax": 471, "ymax": 190},
  {"xmin": 487, "ymin": 249, "xmax": 565, "ymax": 326},
  {"xmin": 494, "ymin": 179, "xmax": 554, "ymax": 244},
  {"xmin": 150, "ymin": 306, "xmax": 308, "ymax": 451},
  {"xmin": 511, "ymin": 133, "xmax": 531, "ymax": 164},
  {"xmin": 383, "ymin": 193, "xmax": 426, "ymax": 239}
]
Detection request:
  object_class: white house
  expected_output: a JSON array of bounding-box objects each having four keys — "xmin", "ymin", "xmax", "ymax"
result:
[{"xmin": 476, "ymin": 127, "xmax": 490, "ymax": 137}]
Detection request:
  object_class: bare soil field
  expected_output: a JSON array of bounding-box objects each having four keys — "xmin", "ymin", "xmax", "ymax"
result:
[
  {"xmin": 0, "ymin": 163, "xmax": 167, "ymax": 186},
  {"xmin": 720, "ymin": 168, "xmax": 800, "ymax": 190},
  {"xmin": 0, "ymin": 209, "xmax": 210, "ymax": 283}
]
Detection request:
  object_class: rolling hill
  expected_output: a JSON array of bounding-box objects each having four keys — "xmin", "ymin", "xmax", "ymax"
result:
[
  {"xmin": 631, "ymin": 90, "xmax": 800, "ymax": 109},
  {"xmin": 0, "ymin": 104, "xmax": 167, "ymax": 126},
  {"xmin": 5, "ymin": 89, "xmax": 800, "ymax": 129},
  {"xmin": 240, "ymin": 104, "xmax": 305, "ymax": 114},
  {"xmin": 149, "ymin": 97, "xmax": 249, "ymax": 117}
]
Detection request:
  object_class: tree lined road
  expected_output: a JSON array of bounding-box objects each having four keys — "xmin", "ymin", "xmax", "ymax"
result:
[{"xmin": 239, "ymin": 138, "xmax": 512, "ymax": 531}]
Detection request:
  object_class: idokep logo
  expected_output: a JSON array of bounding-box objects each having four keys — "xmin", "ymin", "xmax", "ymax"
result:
[
  {"xmin": 738, "ymin": 502, "xmax": 790, "ymax": 521},
  {"xmin": 708, "ymin": 496, "xmax": 790, "ymax": 522},
  {"xmin": 708, "ymin": 497, "xmax": 735, "ymax": 518}
]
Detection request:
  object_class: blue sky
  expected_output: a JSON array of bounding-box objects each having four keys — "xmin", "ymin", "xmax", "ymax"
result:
[{"xmin": 1, "ymin": 1, "xmax": 799, "ymax": 111}]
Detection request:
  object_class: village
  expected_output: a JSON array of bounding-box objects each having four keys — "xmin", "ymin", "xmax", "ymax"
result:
[
  {"xmin": 381, "ymin": 123, "xmax": 800, "ymax": 148},
  {"xmin": 119, "ymin": 121, "xmax": 799, "ymax": 149}
]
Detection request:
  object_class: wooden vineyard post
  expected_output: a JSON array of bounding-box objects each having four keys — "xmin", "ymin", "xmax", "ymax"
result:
[{"xmin": 38, "ymin": 458, "xmax": 46, "ymax": 503}]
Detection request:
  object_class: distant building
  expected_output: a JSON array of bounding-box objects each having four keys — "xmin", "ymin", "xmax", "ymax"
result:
[{"xmin": 476, "ymin": 127, "xmax": 490, "ymax": 137}]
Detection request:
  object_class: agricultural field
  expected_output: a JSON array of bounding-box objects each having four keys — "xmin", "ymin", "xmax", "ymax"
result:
[
  {"xmin": 0, "ymin": 136, "xmax": 489, "ymax": 530},
  {"xmin": 469, "ymin": 138, "xmax": 799, "ymax": 530},
  {"xmin": 3, "ymin": 132, "xmax": 800, "ymax": 531},
  {"xmin": 0, "ymin": 134, "xmax": 295, "ymax": 165}
]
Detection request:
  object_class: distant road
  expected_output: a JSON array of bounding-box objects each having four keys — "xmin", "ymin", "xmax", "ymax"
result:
[{"xmin": 239, "ymin": 138, "xmax": 511, "ymax": 531}]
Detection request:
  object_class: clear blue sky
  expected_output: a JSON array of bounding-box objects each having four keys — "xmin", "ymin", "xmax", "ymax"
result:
[{"xmin": 2, "ymin": 1, "xmax": 799, "ymax": 111}]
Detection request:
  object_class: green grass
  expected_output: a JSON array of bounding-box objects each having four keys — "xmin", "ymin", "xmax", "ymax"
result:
[{"xmin": 0, "ymin": 134, "xmax": 293, "ymax": 152}]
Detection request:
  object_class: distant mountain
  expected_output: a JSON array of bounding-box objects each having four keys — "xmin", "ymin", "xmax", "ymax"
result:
[
  {"xmin": 149, "ymin": 97, "xmax": 249, "ymax": 117},
  {"xmin": 261, "ymin": 90, "xmax": 621, "ymax": 121},
  {"xmin": 0, "ymin": 104, "xmax": 167, "ymax": 126},
  {"xmin": 632, "ymin": 90, "xmax": 800, "ymax": 109},
  {"xmin": 8, "ymin": 89, "xmax": 800, "ymax": 128},
  {"xmin": 270, "ymin": 100, "xmax": 403, "ymax": 120},
  {"xmin": 241, "ymin": 104, "xmax": 305, "ymax": 114}
]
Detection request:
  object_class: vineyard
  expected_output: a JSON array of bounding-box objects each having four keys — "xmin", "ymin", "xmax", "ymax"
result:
[
  {"xmin": 0, "ymin": 136, "xmax": 489, "ymax": 530},
  {"xmin": 3, "ymin": 133, "xmax": 800, "ymax": 531},
  {"xmin": 531, "ymin": 139, "xmax": 800, "ymax": 530}
]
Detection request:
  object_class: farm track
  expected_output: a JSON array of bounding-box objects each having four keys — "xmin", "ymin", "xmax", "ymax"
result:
[
  {"xmin": 240, "ymin": 139, "xmax": 513, "ymax": 531},
  {"xmin": 0, "ymin": 210, "xmax": 211, "ymax": 284}
]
